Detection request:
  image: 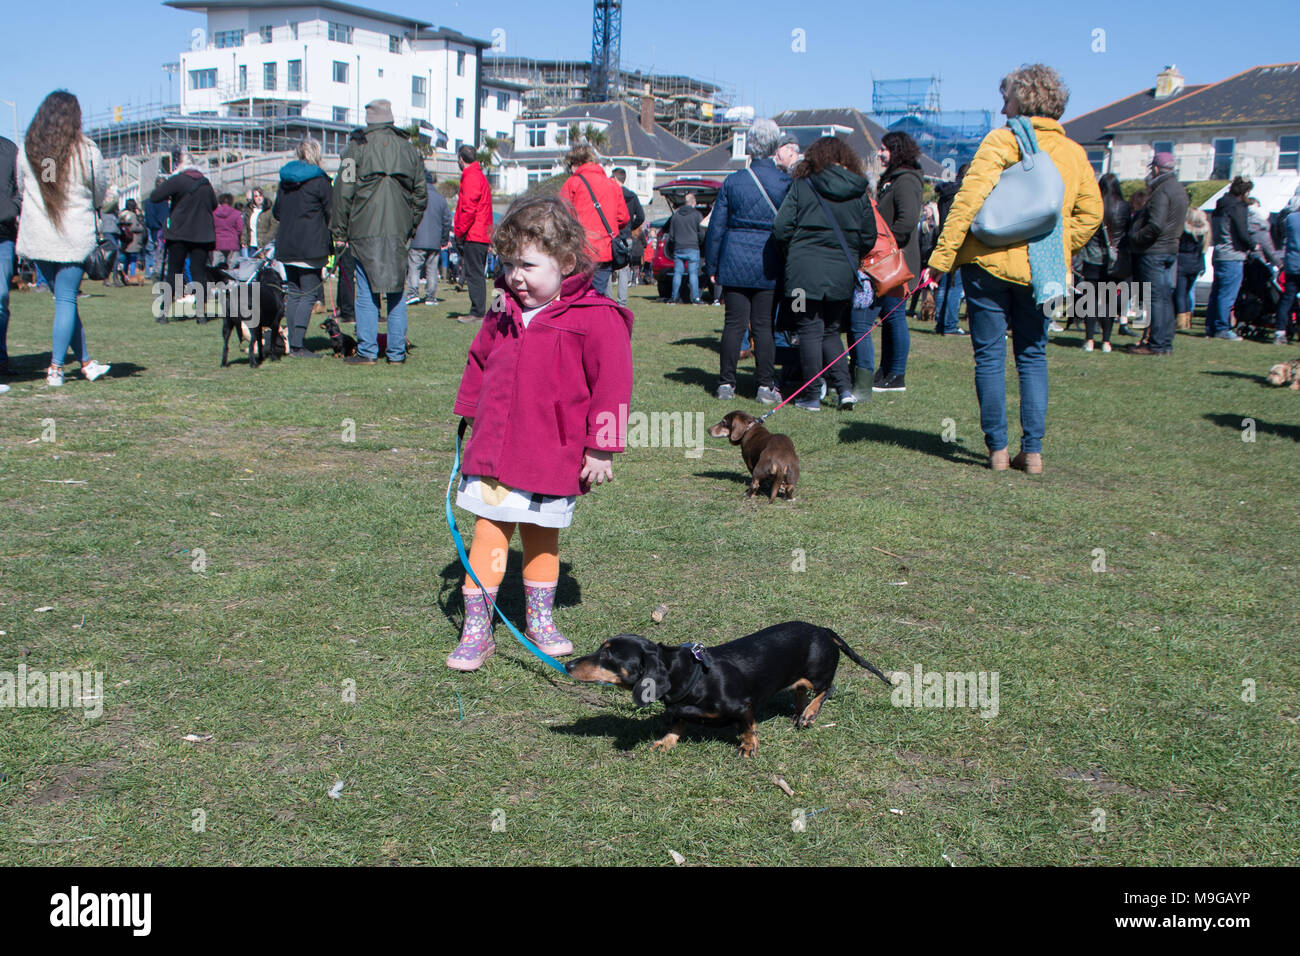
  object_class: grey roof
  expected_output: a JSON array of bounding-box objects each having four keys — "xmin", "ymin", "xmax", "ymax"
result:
[
  {"xmin": 413, "ymin": 26, "xmax": 491, "ymax": 48},
  {"xmin": 669, "ymin": 107, "xmax": 945, "ymax": 178},
  {"xmin": 1063, "ymin": 84, "xmax": 1209, "ymax": 145},
  {"xmin": 501, "ymin": 102, "xmax": 697, "ymax": 166},
  {"xmin": 1104, "ymin": 63, "xmax": 1300, "ymax": 132},
  {"xmin": 163, "ymin": 0, "xmax": 431, "ymax": 29}
]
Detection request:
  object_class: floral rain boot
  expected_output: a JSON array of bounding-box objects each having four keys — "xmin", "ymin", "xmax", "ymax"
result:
[
  {"xmin": 447, "ymin": 586, "xmax": 497, "ymax": 671},
  {"xmin": 523, "ymin": 582, "xmax": 573, "ymax": 656}
]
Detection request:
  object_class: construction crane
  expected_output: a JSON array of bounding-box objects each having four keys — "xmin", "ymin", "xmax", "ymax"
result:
[{"xmin": 588, "ymin": 0, "xmax": 621, "ymax": 103}]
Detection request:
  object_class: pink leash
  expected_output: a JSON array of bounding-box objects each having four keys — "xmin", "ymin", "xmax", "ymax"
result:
[{"xmin": 758, "ymin": 277, "xmax": 934, "ymax": 422}]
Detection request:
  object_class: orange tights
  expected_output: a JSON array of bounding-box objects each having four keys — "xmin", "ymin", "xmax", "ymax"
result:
[{"xmin": 464, "ymin": 518, "xmax": 559, "ymax": 589}]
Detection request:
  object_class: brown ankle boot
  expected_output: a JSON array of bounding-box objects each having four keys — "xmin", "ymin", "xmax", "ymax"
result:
[
  {"xmin": 1176, "ymin": 312, "xmax": 1192, "ymax": 330},
  {"xmin": 989, "ymin": 448, "xmax": 1010, "ymax": 471},
  {"xmin": 1011, "ymin": 451, "xmax": 1043, "ymax": 474}
]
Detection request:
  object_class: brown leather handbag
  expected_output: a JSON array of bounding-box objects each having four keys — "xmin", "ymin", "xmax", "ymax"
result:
[{"xmin": 861, "ymin": 199, "xmax": 914, "ymax": 298}]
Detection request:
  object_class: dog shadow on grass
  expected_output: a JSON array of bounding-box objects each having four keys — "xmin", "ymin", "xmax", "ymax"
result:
[
  {"xmin": 433, "ymin": 554, "xmax": 581, "ymax": 631},
  {"xmin": 838, "ymin": 421, "xmax": 986, "ymax": 464},
  {"xmin": 1203, "ymin": 413, "xmax": 1300, "ymax": 441},
  {"xmin": 1201, "ymin": 370, "xmax": 1273, "ymax": 386},
  {"xmin": 669, "ymin": 335, "xmax": 722, "ymax": 352},
  {"xmin": 551, "ymin": 694, "xmax": 806, "ymax": 752},
  {"xmin": 663, "ymin": 365, "xmax": 719, "ymax": 394},
  {"xmin": 693, "ymin": 469, "xmax": 750, "ymax": 487},
  {"xmin": 0, "ymin": 354, "xmax": 147, "ymax": 383}
]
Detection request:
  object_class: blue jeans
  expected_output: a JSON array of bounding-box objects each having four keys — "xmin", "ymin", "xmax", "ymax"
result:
[
  {"xmin": 1206, "ymin": 259, "xmax": 1244, "ymax": 337},
  {"xmin": 354, "ymin": 259, "xmax": 408, "ymax": 361},
  {"xmin": 36, "ymin": 261, "xmax": 89, "ymax": 366},
  {"xmin": 963, "ymin": 265, "xmax": 1048, "ymax": 455},
  {"xmin": 848, "ymin": 306, "xmax": 875, "ymax": 376},
  {"xmin": 591, "ymin": 261, "xmax": 613, "ymax": 298},
  {"xmin": 670, "ymin": 249, "xmax": 700, "ymax": 303},
  {"xmin": 1139, "ymin": 252, "xmax": 1177, "ymax": 352},
  {"xmin": 1174, "ymin": 270, "xmax": 1198, "ymax": 315},
  {"xmin": 0, "ymin": 240, "xmax": 13, "ymax": 364},
  {"xmin": 935, "ymin": 269, "xmax": 963, "ymax": 333},
  {"xmin": 875, "ymin": 293, "xmax": 909, "ymax": 376}
]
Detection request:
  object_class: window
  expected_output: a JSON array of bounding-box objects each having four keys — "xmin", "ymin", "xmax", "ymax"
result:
[
  {"xmin": 258, "ymin": 103, "xmax": 278, "ymax": 118},
  {"xmin": 229, "ymin": 104, "xmax": 249, "ymax": 117},
  {"xmin": 287, "ymin": 60, "xmax": 301, "ymax": 92},
  {"xmin": 289, "ymin": 21, "xmax": 298, "ymax": 40},
  {"xmin": 286, "ymin": 104, "xmax": 302, "ymax": 117},
  {"xmin": 1212, "ymin": 138, "xmax": 1235, "ymax": 180},
  {"xmin": 215, "ymin": 29, "xmax": 244, "ymax": 48},
  {"xmin": 259, "ymin": 25, "xmax": 272, "ymax": 43},
  {"xmin": 1280, "ymin": 135, "xmax": 1300, "ymax": 171},
  {"xmin": 496, "ymin": 92, "xmax": 508, "ymax": 111},
  {"xmin": 263, "ymin": 62, "xmax": 277, "ymax": 91},
  {"xmin": 328, "ymin": 21, "xmax": 353, "ymax": 43},
  {"xmin": 457, "ymin": 51, "xmax": 466, "ymax": 76},
  {"xmin": 1086, "ymin": 149, "xmax": 1105, "ymax": 176},
  {"xmin": 456, "ymin": 97, "xmax": 464, "ymax": 119},
  {"xmin": 238, "ymin": 64, "xmax": 247, "ymax": 92},
  {"xmin": 333, "ymin": 60, "xmax": 348, "ymax": 83},
  {"xmin": 389, "ymin": 35, "xmax": 401, "ymax": 53},
  {"xmin": 496, "ymin": 130, "xmax": 507, "ymax": 140},
  {"xmin": 480, "ymin": 90, "xmax": 488, "ymax": 108},
  {"xmin": 526, "ymin": 123, "xmax": 546, "ymax": 148},
  {"xmin": 377, "ymin": 68, "xmax": 383, "ymax": 77},
  {"xmin": 189, "ymin": 69, "xmax": 217, "ymax": 90},
  {"xmin": 455, "ymin": 139, "xmax": 463, "ymax": 153},
  {"xmin": 333, "ymin": 106, "xmax": 349, "ymax": 124},
  {"xmin": 412, "ymin": 76, "xmax": 426, "ymax": 108},
  {"xmin": 1152, "ymin": 140, "xmax": 1173, "ymax": 156}
]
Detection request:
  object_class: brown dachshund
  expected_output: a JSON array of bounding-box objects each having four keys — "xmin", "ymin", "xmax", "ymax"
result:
[{"xmin": 708, "ymin": 410, "xmax": 799, "ymax": 501}]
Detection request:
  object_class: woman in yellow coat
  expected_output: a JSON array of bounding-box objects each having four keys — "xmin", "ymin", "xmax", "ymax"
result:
[{"xmin": 925, "ymin": 64, "xmax": 1102, "ymax": 474}]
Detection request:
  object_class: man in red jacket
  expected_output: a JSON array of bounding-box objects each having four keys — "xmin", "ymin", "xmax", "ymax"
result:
[
  {"xmin": 558, "ymin": 144, "xmax": 629, "ymax": 297},
  {"xmin": 453, "ymin": 144, "xmax": 493, "ymax": 322}
]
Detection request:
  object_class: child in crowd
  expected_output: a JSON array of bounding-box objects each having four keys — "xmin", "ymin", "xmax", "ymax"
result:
[{"xmin": 448, "ymin": 196, "xmax": 634, "ymax": 670}]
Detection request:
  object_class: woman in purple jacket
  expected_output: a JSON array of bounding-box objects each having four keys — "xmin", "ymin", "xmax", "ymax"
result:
[{"xmin": 448, "ymin": 197, "xmax": 633, "ymax": 671}]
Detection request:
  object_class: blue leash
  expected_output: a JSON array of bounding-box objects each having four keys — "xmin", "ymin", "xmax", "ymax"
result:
[{"xmin": 445, "ymin": 419, "xmax": 570, "ymax": 677}]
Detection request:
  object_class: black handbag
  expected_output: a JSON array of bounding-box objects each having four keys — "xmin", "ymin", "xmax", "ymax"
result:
[
  {"xmin": 81, "ymin": 159, "xmax": 119, "ymax": 281},
  {"xmin": 576, "ymin": 173, "xmax": 630, "ymax": 268}
]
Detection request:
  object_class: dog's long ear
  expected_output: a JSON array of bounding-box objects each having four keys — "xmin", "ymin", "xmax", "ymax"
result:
[
  {"xmin": 632, "ymin": 646, "xmax": 670, "ymax": 708},
  {"xmin": 729, "ymin": 413, "xmax": 753, "ymax": 444}
]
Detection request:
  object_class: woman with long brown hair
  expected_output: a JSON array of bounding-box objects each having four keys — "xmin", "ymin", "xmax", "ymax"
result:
[
  {"xmin": 772, "ymin": 136, "xmax": 876, "ymax": 410},
  {"xmin": 868, "ymin": 130, "xmax": 925, "ymax": 393},
  {"xmin": 15, "ymin": 90, "xmax": 114, "ymax": 387}
]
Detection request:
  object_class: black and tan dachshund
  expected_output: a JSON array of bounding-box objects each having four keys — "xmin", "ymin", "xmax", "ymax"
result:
[{"xmin": 567, "ymin": 621, "xmax": 891, "ymax": 757}]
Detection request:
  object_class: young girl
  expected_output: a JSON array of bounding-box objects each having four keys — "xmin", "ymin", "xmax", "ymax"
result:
[{"xmin": 448, "ymin": 196, "xmax": 634, "ymax": 671}]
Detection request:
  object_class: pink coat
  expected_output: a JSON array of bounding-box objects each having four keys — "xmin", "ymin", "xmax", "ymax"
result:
[
  {"xmin": 212, "ymin": 204, "xmax": 244, "ymax": 252},
  {"xmin": 454, "ymin": 273, "xmax": 634, "ymax": 497}
]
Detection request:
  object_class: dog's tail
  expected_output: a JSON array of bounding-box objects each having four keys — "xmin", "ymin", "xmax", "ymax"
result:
[{"xmin": 829, "ymin": 630, "xmax": 892, "ymax": 687}]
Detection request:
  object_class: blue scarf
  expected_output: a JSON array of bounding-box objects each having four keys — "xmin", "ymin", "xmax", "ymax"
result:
[{"xmin": 1009, "ymin": 117, "xmax": 1068, "ymax": 307}]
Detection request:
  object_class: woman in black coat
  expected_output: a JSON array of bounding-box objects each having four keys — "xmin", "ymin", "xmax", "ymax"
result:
[
  {"xmin": 272, "ymin": 138, "xmax": 333, "ymax": 357},
  {"xmin": 772, "ymin": 136, "xmax": 876, "ymax": 410},
  {"xmin": 1076, "ymin": 172, "xmax": 1130, "ymax": 351},
  {"xmin": 870, "ymin": 131, "xmax": 924, "ymax": 392}
]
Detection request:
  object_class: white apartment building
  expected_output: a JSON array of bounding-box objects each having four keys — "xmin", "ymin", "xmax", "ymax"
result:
[{"xmin": 165, "ymin": 0, "xmax": 520, "ymax": 153}]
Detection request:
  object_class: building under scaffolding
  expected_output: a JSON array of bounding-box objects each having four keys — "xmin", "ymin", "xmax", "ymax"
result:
[
  {"xmin": 483, "ymin": 56, "xmax": 736, "ymax": 147},
  {"xmin": 871, "ymin": 76, "xmax": 993, "ymax": 170}
]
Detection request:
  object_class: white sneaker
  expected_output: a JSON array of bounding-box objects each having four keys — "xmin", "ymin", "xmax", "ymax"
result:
[
  {"xmin": 1083, "ymin": 340, "xmax": 1094, "ymax": 352},
  {"xmin": 0, "ymin": 383, "xmax": 10, "ymax": 394},
  {"xmin": 82, "ymin": 360, "xmax": 111, "ymax": 382},
  {"xmin": 47, "ymin": 364, "xmax": 64, "ymax": 387}
]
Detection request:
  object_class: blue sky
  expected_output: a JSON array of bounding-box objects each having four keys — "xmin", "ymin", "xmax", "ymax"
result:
[{"xmin": 1, "ymin": 0, "xmax": 1294, "ymax": 139}]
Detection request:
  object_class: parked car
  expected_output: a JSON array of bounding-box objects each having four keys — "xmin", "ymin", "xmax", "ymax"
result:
[{"xmin": 652, "ymin": 177, "xmax": 722, "ymax": 302}]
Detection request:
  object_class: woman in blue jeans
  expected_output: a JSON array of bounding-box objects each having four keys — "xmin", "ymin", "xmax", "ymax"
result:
[
  {"xmin": 870, "ymin": 132, "xmax": 925, "ymax": 393},
  {"xmin": 923, "ymin": 64, "xmax": 1102, "ymax": 473},
  {"xmin": 14, "ymin": 91, "xmax": 113, "ymax": 387}
]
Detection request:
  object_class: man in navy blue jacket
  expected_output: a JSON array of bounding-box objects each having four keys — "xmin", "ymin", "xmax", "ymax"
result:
[{"xmin": 143, "ymin": 177, "xmax": 170, "ymax": 280}]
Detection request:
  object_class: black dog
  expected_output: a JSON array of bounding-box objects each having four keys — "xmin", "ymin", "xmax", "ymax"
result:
[
  {"xmin": 567, "ymin": 621, "xmax": 891, "ymax": 756},
  {"xmin": 321, "ymin": 317, "xmax": 358, "ymax": 357},
  {"xmin": 218, "ymin": 259, "xmax": 285, "ymax": 369}
]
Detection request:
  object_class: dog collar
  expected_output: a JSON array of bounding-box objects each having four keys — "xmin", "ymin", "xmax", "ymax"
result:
[{"xmin": 663, "ymin": 643, "xmax": 711, "ymax": 704}]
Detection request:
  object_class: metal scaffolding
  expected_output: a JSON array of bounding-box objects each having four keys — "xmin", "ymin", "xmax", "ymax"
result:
[
  {"xmin": 871, "ymin": 76, "xmax": 992, "ymax": 169},
  {"xmin": 589, "ymin": 0, "xmax": 622, "ymax": 103}
]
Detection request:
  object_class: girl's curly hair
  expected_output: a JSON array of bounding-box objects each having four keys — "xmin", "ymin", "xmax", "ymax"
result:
[
  {"xmin": 24, "ymin": 90, "xmax": 86, "ymax": 232},
  {"xmin": 1000, "ymin": 64, "xmax": 1070, "ymax": 120},
  {"xmin": 792, "ymin": 136, "xmax": 866, "ymax": 179},
  {"xmin": 493, "ymin": 195, "xmax": 593, "ymax": 276},
  {"xmin": 880, "ymin": 131, "xmax": 921, "ymax": 171}
]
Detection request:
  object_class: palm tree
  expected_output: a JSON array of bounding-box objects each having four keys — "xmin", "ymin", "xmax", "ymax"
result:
[{"xmin": 568, "ymin": 123, "xmax": 610, "ymax": 152}]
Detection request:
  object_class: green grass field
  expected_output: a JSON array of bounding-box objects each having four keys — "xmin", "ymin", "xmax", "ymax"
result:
[{"xmin": 1, "ymin": 278, "xmax": 1296, "ymax": 865}]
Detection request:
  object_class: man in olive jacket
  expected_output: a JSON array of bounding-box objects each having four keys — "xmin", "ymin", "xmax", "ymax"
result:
[
  {"xmin": 1128, "ymin": 151, "xmax": 1188, "ymax": 355},
  {"xmin": 332, "ymin": 99, "xmax": 427, "ymax": 364}
]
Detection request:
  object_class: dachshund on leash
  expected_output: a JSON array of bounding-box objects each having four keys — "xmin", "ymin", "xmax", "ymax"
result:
[
  {"xmin": 567, "ymin": 621, "xmax": 891, "ymax": 757},
  {"xmin": 709, "ymin": 410, "xmax": 799, "ymax": 501}
]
